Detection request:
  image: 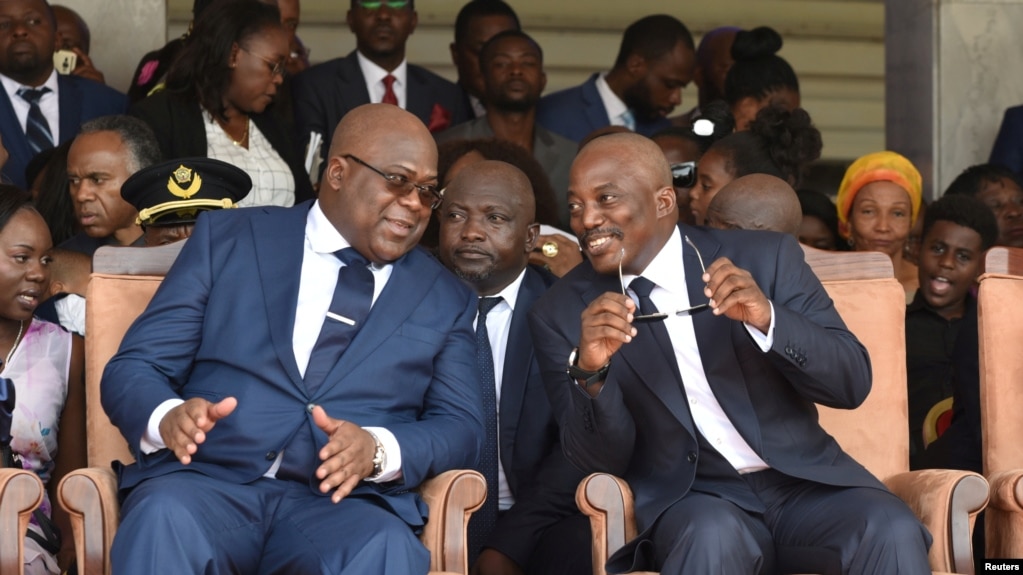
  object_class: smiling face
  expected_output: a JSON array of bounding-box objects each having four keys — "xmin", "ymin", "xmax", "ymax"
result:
[
  {"xmin": 690, "ymin": 147, "xmax": 734, "ymax": 225},
  {"xmin": 848, "ymin": 181, "xmax": 913, "ymax": 259},
  {"xmin": 226, "ymin": 24, "xmax": 288, "ymax": 115},
  {"xmin": 568, "ymin": 134, "xmax": 677, "ymax": 276},
  {"xmin": 975, "ymin": 176, "xmax": 1023, "ymax": 248},
  {"xmin": 438, "ymin": 160, "xmax": 537, "ymax": 296},
  {"xmin": 0, "ymin": 208, "xmax": 52, "ymax": 320},
  {"xmin": 917, "ymin": 220, "xmax": 984, "ymax": 320}
]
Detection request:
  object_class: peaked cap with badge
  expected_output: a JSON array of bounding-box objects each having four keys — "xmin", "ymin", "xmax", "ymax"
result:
[{"xmin": 121, "ymin": 157, "xmax": 252, "ymax": 227}]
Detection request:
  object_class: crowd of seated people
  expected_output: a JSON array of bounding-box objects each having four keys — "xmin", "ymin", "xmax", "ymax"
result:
[{"xmin": 0, "ymin": 0, "xmax": 1021, "ymax": 574}]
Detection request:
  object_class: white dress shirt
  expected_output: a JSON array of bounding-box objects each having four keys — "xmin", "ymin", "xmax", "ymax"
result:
[
  {"xmin": 1, "ymin": 70, "xmax": 60, "ymax": 144},
  {"xmin": 141, "ymin": 202, "xmax": 403, "ymax": 483},
  {"xmin": 621, "ymin": 227, "xmax": 775, "ymax": 473},
  {"xmin": 356, "ymin": 51, "xmax": 408, "ymax": 109},
  {"xmin": 594, "ymin": 72, "xmax": 632, "ymax": 130},
  {"xmin": 474, "ymin": 269, "xmax": 527, "ymax": 511}
]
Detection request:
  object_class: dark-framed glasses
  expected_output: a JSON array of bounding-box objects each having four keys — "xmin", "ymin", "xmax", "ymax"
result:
[
  {"xmin": 619, "ymin": 236, "xmax": 710, "ymax": 323},
  {"xmin": 671, "ymin": 161, "xmax": 697, "ymax": 189},
  {"xmin": 241, "ymin": 47, "xmax": 286, "ymax": 78},
  {"xmin": 343, "ymin": 154, "xmax": 443, "ymax": 210},
  {"xmin": 357, "ymin": 0, "xmax": 410, "ymax": 9}
]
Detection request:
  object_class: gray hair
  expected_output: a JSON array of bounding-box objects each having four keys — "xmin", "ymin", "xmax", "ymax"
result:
[{"xmin": 78, "ymin": 115, "xmax": 162, "ymax": 174}]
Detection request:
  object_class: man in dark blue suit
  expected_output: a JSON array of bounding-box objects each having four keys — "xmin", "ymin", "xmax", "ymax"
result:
[
  {"xmin": 0, "ymin": 0, "xmax": 125, "ymax": 189},
  {"xmin": 437, "ymin": 160, "xmax": 590, "ymax": 575},
  {"xmin": 528, "ymin": 132, "xmax": 932, "ymax": 574},
  {"xmin": 101, "ymin": 104, "xmax": 483, "ymax": 575},
  {"xmin": 292, "ymin": 0, "xmax": 467, "ymax": 170},
  {"xmin": 535, "ymin": 15, "xmax": 695, "ymax": 143}
]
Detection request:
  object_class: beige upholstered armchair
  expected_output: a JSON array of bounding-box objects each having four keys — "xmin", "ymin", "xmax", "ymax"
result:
[
  {"xmin": 976, "ymin": 246, "xmax": 1023, "ymax": 559},
  {"xmin": 57, "ymin": 243, "xmax": 486, "ymax": 575},
  {"xmin": 576, "ymin": 247, "xmax": 988, "ymax": 575},
  {"xmin": 0, "ymin": 467, "xmax": 45, "ymax": 575}
]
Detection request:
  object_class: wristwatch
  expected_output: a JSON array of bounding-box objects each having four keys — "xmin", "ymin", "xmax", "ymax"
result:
[
  {"xmin": 366, "ymin": 431, "xmax": 386, "ymax": 480},
  {"xmin": 566, "ymin": 347, "xmax": 610, "ymax": 387}
]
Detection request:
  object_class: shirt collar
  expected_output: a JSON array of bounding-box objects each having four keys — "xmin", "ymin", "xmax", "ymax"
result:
[
  {"xmin": 595, "ymin": 72, "xmax": 629, "ymax": 127},
  {"xmin": 489, "ymin": 268, "xmax": 527, "ymax": 312},
  {"xmin": 356, "ymin": 51, "xmax": 408, "ymax": 91},
  {"xmin": 622, "ymin": 226, "xmax": 686, "ymax": 297},
  {"xmin": 1, "ymin": 68, "xmax": 58, "ymax": 100},
  {"xmin": 307, "ymin": 200, "xmax": 352, "ymax": 253}
]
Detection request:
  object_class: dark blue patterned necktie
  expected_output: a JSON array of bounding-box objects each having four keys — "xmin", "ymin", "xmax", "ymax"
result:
[
  {"xmin": 468, "ymin": 295, "xmax": 502, "ymax": 565},
  {"xmin": 303, "ymin": 247, "xmax": 374, "ymax": 394},
  {"xmin": 16, "ymin": 87, "xmax": 53, "ymax": 156}
]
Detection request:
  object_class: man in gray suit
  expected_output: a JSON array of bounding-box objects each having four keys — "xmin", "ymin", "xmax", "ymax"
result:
[{"xmin": 439, "ymin": 30, "xmax": 575, "ymax": 228}]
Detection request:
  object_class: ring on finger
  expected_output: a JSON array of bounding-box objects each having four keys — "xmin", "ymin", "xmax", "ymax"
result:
[{"xmin": 542, "ymin": 241, "xmax": 559, "ymax": 258}]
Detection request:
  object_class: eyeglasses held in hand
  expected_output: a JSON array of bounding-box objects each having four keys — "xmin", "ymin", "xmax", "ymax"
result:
[
  {"xmin": 619, "ymin": 236, "xmax": 710, "ymax": 323},
  {"xmin": 343, "ymin": 154, "xmax": 443, "ymax": 210},
  {"xmin": 670, "ymin": 161, "xmax": 697, "ymax": 189}
]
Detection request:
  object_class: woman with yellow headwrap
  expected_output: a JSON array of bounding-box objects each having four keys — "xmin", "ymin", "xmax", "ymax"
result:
[{"xmin": 836, "ymin": 151, "xmax": 924, "ymax": 301}]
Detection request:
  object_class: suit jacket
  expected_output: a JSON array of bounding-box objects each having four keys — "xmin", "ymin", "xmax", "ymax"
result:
[
  {"xmin": 291, "ymin": 51, "xmax": 469, "ymax": 166},
  {"xmin": 528, "ymin": 226, "xmax": 883, "ymax": 561},
  {"xmin": 0, "ymin": 74, "xmax": 126, "ymax": 189},
  {"xmin": 101, "ymin": 202, "xmax": 484, "ymax": 528},
  {"xmin": 437, "ymin": 117, "xmax": 576, "ymax": 227},
  {"xmin": 535, "ymin": 73, "xmax": 670, "ymax": 143},
  {"xmin": 486, "ymin": 265, "xmax": 587, "ymax": 565},
  {"xmin": 990, "ymin": 105, "xmax": 1023, "ymax": 179},
  {"xmin": 128, "ymin": 90, "xmax": 315, "ymax": 204}
]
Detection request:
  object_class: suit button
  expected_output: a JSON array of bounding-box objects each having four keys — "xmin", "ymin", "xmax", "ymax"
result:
[
  {"xmin": 265, "ymin": 451, "xmax": 277, "ymax": 460},
  {"xmin": 687, "ymin": 451, "xmax": 697, "ymax": 463},
  {"xmin": 306, "ymin": 403, "xmax": 316, "ymax": 413}
]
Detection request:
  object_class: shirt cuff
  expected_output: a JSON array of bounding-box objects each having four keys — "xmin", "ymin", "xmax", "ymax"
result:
[
  {"xmin": 140, "ymin": 398, "xmax": 185, "ymax": 454},
  {"xmin": 744, "ymin": 301, "xmax": 775, "ymax": 352},
  {"xmin": 363, "ymin": 426, "xmax": 402, "ymax": 482}
]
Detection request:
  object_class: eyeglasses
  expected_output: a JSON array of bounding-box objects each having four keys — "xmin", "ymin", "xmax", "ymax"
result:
[
  {"xmin": 343, "ymin": 154, "xmax": 443, "ymax": 210},
  {"xmin": 619, "ymin": 236, "xmax": 710, "ymax": 323},
  {"xmin": 356, "ymin": 0, "xmax": 410, "ymax": 9},
  {"xmin": 241, "ymin": 48, "xmax": 286, "ymax": 78},
  {"xmin": 671, "ymin": 161, "xmax": 697, "ymax": 189}
]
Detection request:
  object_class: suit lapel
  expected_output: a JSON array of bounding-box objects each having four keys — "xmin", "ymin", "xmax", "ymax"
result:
[
  {"xmin": 339, "ymin": 52, "xmax": 372, "ymax": 113},
  {"xmin": 683, "ymin": 226, "xmax": 763, "ymax": 451},
  {"xmin": 0, "ymin": 89, "xmax": 29, "ymax": 162},
  {"xmin": 404, "ymin": 66, "xmax": 432, "ymax": 126},
  {"xmin": 252, "ymin": 203, "xmax": 309, "ymax": 390},
  {"xmin": 580, "ymin": 74, "xmax": 612, "ymax": 134},
  {"xmin": 312, "ymin": 247, "xmax": 438, "ymax": 400},
  {"xmin": 56, "ymin": 75, "xmax": 81, "ymax": 145},
  {"xmin": 498, "ymin": 269, "xmax": 544, "ymax": 466}
]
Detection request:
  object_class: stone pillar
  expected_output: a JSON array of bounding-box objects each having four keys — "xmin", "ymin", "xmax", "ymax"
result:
[
  {"xmin": 54, "ymin": 0, "xmax": 167, "ymax": 94},
  {"xmin": 887, "ymin": 0, "xmax": 1023, "ymax": 200}
]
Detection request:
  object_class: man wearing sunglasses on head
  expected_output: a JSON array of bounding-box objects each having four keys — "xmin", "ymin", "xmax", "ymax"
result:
[
  {"xmin": 293, "ymin": 0, "xmax": 468, "ymax": 176},
  {"xmin": 528, "ymin": 132, "xmax": 932, "ymax": 575}
]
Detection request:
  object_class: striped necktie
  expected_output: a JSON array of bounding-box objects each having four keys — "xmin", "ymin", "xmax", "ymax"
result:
[{"xmin": 17, "ymin": 87, "xmax": 53, "ymax": 156}]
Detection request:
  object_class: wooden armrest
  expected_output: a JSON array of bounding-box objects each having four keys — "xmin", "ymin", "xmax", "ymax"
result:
[
  {"xmin": 576, "ymin": 473, "xmax": 638, "ymax": 575},
  {"xmin": 884, "ymin": 469, "xmax": 988, "ymax": 574},
  {"xmin": 58, "ymin": 467, "xmax": 120, "ymax": 575},
  {"xmin": 418, "ymin": 469, "xmax": 485, "ymax": 575},
  {"xmin": 0, "ymin": 468, "xmax": 45, "ymax": 575},
  {"xmin": 985, "ymin": 469, "xmax": 1023, "ymax": 559}
]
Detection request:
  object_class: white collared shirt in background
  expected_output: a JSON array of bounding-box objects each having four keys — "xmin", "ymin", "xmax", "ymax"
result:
[
  {"xmin": 595, "ymin": 72, "xmax": 632, "ymax": 130},
  {"xmin": 0, "ymin": 70, "xmax": 60, "ymax": 144}
]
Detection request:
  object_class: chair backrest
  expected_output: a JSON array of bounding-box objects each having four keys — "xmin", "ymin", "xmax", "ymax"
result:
[
  {"xmin": 84, "ymin": 242, "xmax": 183, "ymax": 468},
  {"xmin": 977, "ymin": 246, "xmax": 1023, "ymax": 475},
  {"xmin": 802, "ymin": 246, "xmax": 909, "ymax": 480}
]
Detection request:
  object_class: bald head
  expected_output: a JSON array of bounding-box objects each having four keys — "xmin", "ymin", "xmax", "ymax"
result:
[
  {"xmin": 321, "ymin": 103, "xmax": 440, "ymax": 264},
  {"xmin": 576, "ymin": 132, "xmax": 674, "ymax": 190},
  {"xmin": 705, "ymin": 173, "xmax": 801, "ymax": 235},
  {"xmin": 439, "ymin": 160, "xmax": 539, "ymax": 295}
]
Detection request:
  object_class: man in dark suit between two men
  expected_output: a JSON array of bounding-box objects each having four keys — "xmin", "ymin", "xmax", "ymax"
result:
[
  {"xmin": 101, "ymin": 104, "xmax": 483, "ymax": 575},
  {"xmin": 448, "ymin": 0, "xmax": 520, "ymax": 120},
  {"xmin": 528, "ymin": 132, "xmax": 933, "ymax": 574},
  {"xmin": 292, "ymin": 0, "xmax": 468, "ymax": 169},
  {"xmin": 437, "ymin": 160, "xmax": 591, "ymax": 575},
  {"xmin": 535, "ymin": 15, "xmax": 695, "ymax": 143},
  {"xmin": 0, "ymin": 0, "xmax": 126, "ymax": 189}
]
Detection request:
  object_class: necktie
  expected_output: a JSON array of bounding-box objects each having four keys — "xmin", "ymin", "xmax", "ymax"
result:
[
  {"xmin": 303, "ymin": 248, "xmax": 374, "ymax": 393},
  {"xmin": 620, "ymin": 109, "xmax": 636, "ymax": 131},
  {"xmin": 629, "ymin": 276, "xmax": 679, "ymax": 364},
  {"xmin": 381, "ymin": 74, "xmax": 398, "ymax": 106},
  {"xmin": 17, "ymin": 87, "xmax": 53, "ymax": 156},
  {"xmin": 467, "ymin": 296, "xmax": 502, "ymax": 564}
]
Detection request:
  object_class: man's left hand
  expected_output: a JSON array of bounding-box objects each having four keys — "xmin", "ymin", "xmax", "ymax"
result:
[
  {"xmin": 312, "ymin": 406, "xmax": 375, "ymax": 503},
  {"xmin": 703, "ymin": 257, "xmax": 772, "ymax": 333},
  {"xmin": 70, "ymin": 48, "xmax": 105, "ymax": 84}
]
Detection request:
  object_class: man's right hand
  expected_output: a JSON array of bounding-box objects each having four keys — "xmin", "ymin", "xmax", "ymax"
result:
[
  {"xmin": 158, "ymin": 397, "xmax": 237, "ymax": 465},
  {"xmin": 577, "ymin": 292, "xmax": 637, "ymax": 395}
]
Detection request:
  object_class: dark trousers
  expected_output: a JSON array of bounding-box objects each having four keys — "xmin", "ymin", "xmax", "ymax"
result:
[
  {"xmin": 111, "ymin": 471, "xmax": 430, "ymax": 575},
  {"xmin": 640, "ymin": 469, "xmax": 932, "ymax": 575}
]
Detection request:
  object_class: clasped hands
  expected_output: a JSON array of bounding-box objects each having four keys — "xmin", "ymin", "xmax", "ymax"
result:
[
  {"xmin": 577, "ymin": 257, "xmax": 772, "ymax": 386},
  {"xmin": 158, "ymin": 398, "xmax": 375, "ymax": 503}
]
